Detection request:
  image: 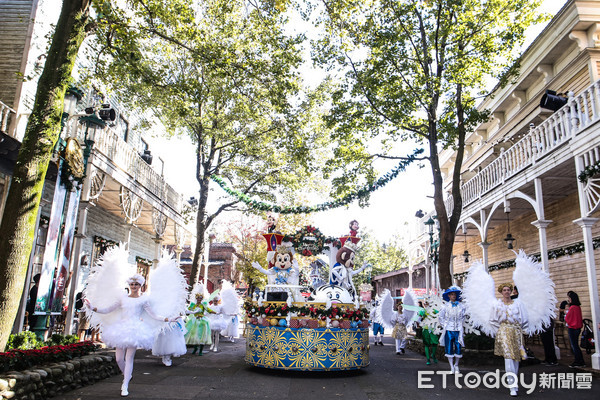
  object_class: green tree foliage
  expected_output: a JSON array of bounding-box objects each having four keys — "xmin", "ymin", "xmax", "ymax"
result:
[
  {"xmin": 353, "ymin": 230, "xmax": 408, "ymax": 286},
  {"xmin": 0, "ymin": 0, "xmax": 92, "ymax": 351},
  {"xmin": 86, "ymin": 0, "xmax": 330, "ymax": 290},
  {"xmin": 314, "ymin": 0, "xmax": 545, "ymax": 288}
]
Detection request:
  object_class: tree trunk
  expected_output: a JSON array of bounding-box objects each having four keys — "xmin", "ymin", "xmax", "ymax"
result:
[
  {"xmin": 189, "ymin": 173, "xmax": 210, "ymax": 291},
  {"xmin": 429, "ymin": 123, "xmax": 455, "ymax": 290},
  {"xmin": 0, "ymin": 0, "xmax": 91, "ymax": 350}
]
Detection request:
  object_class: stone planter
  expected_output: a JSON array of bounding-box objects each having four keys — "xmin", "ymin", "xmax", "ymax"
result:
[{"xmin": 0, "ymin": 352, "xmax": 120, "ymax": 400}]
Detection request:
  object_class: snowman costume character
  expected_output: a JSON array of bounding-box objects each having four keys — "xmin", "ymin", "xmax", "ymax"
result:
[
  {"xmin": 252, "ymin": 244, "xmax": 299, "ymax": 302},
  {"xmin": 84, "ymin": 245, "xmax": 181, "ymax": 397},
  {"xmin": 150, "ymin": 252, "xmax": 189, "ymax": 367},
  {"xmin": 463, "ymin": 251, "xmax": 556, "ymax": 397},
  {"xmin": 439, "ymin": 286, "xmax": 466, "ymax": 374}
]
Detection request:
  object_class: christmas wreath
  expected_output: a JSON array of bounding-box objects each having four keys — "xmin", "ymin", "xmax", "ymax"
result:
[{"xmin": 284, "ymin": 225, "xmax": 337, "ymax": 256}]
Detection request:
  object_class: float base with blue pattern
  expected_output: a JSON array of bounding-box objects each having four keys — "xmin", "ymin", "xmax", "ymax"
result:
[{"xmin": 245, "ymin": 324, "xmax": 370, "ymax": 371}]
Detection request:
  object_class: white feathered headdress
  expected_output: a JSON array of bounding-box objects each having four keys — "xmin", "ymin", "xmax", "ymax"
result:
[{"xmin": 189, "ymin": 282, "xmax": 206, "ymax": 304}]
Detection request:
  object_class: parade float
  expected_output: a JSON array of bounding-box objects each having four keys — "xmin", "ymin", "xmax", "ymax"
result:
[{"xmin": 244, "ymin": 218, "xmax": 371, "ymax": 371}]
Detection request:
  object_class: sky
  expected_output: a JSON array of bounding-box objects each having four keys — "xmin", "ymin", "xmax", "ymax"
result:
[{"xmin": 150, "ymin": 0, "xmax": 565, "ymax": 243}]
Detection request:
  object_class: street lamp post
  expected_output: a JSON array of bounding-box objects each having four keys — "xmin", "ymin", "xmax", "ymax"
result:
[{"xmin": 424, "ymin": 216, "xmax": 440, "ymax": 295}]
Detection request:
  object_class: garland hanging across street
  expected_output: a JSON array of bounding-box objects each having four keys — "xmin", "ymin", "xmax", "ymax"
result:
[
  {"xmin": 453, "ymin": 236, "xmax": 600, "ymax": 280},
  {"xmin": 211, "ymin": 148, "xmax": 424, "ymax": 214},
  {"xmin": 578, "ymin": 161, "xmax": 600, "ymax": 183}
]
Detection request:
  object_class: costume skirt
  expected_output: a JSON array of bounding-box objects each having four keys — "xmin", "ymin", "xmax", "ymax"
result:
[
  {"xmin": 101, "ymin": 318, "xmax": 155, "ymax": 350},
  {"xmin": 494, "ymin": 321, "xmax": 526, "ymax": 361},
  {"xmin": 392, "ymin": 323, "xmax": 407, "ymax": 340},
  {"xmin": 152, "ymin": 322, "xmax": 187, "ymax": 357},
  {"xmin": 205, "ymin": 314, "xmax": 228, "ymax": 331},
  {"xmin": 184, "ymin": 316, "xmax": 212, "ymax": 345}
]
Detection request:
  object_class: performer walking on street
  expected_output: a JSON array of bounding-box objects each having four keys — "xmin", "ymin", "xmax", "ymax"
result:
[
  {"xmin": 184, "ymin": 284, "xmax": 212, "ymax": 356},
  {"xmin": 439, "ymin": 286, "xmax": 466, "ymax": 373}
]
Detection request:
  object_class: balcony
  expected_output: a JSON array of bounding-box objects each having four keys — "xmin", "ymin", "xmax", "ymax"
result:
[{"xmin": 445, "ymin": 79, "xmax": 600, "ymax": 216}]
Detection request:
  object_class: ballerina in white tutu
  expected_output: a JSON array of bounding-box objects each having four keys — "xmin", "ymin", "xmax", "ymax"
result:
[
  {"xmin": 84, "ymin": 246, "xmax": 182, "ymax": 397},
  {"xmin": 205, "ymin": 293, "xmax": 229, "ymax": 352},
  {"xmin": 150, "ymin": 253, "xmax": 189, "ymax": 367}
]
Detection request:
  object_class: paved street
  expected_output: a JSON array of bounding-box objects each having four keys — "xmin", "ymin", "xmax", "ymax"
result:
[{"xmin": 55, "ymin": 335, "xmax": 599, "ymax": 400}]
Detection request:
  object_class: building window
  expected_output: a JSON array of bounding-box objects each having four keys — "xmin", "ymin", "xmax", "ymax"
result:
[{"xmin": 116, "ymin": 115, "xmax": 129, "ymax": 143}]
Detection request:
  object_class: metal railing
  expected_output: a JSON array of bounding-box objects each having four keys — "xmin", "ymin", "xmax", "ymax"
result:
[
  {"xmin": 88, "ymin": 126, "xmax": 184, "ymax": 213},
  {"xmin": 444, "ymin": 79, "xmax": 600, "ymax": 214}
]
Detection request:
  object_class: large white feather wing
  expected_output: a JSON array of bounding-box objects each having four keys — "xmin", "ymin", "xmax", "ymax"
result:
[
  {"xmin": 147, "ymin": 251, "xmax": 189, "ymax": 319},
  {"xmin": 220, "ymin": 281, "xmax": 241, "ymax": 315},
  {"xmin": 462, "ymin": 260, "xmax": 497, "ymax": 336},
  {"xmin": 513, "ymin": 250, "xmax": 556, "ymax": 334},
  {"xmin": 402, "ymin": 289, "xmax": 418, "ymax": 323},
  {"xmin": 84, "ymin": 244, "xmax": 133, "ymax": 329},
  {"xmin": 379, "ymin": 289, "xmax": 396, "ymax": 330}
]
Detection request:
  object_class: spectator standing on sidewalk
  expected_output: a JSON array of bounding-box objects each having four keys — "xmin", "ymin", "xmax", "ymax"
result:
[{"xmin": 565, "ymin": 291, "xmax": 585, "ymax": 367}]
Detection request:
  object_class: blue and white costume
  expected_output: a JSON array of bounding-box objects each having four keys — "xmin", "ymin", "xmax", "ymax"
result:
[{"xmin": 439, "ymin": 286, "xmax": 466, "ymax": 373}]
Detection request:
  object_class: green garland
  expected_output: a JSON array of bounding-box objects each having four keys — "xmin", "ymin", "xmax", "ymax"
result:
[
  {"xmin": 243, "ymin": 300, "xmax": 369, "ymax": 321},
  {"xmin": 211, "ymin": 148, "xmax": 424, "ymax": 214},
  {"xmin": 453, "ymin": 236, "xmax": 600, "ymax": 280},
  {"xmin": 578, "ymin": 161, "xmax": 600, "ymax": 183},
  {"xmin": 135, "ymin": 256, "xmax": 153, "ymax": 267},
  {"xmin": 93, "ymin": 235, "xmax": 118, "ymax": 255}
]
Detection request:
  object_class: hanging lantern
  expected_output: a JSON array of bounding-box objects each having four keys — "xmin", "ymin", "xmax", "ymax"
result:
[{"xmin": 504, "ymin": 211, "xmax": 515, "ymax": 249}]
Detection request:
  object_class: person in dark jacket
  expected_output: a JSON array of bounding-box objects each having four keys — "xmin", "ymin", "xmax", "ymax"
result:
[{"xmin": 26, "ymin": 274, "xmax": 41, "ymax": 330}]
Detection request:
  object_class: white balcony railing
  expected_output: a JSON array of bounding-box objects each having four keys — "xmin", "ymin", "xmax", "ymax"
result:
[
  {"xmin": 445, "ymin": 79, "xmax": 600, "ymax": 214},
  {"xmin": 89, "ymin": 127, "xmax": 184, "ymax": 213}
]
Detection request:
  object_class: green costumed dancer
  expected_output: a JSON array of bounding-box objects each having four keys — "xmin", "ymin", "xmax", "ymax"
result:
[
  {"xmin": 184, "ymin": 284, "xmax": 214, "ymax": 355},
  {"xmin": 416, "ymin": 299, "xmax": 440, "ymax": 365}
]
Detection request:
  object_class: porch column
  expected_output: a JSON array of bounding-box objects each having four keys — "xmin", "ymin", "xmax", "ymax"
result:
[
  {"xmin": 573, "ymin": 217, "xmax": 600, "ymax": 370},
  {"xmin": 574, "ymin": 154, "xmax": 600, "ymax": 369},
  {"xmin": 478, "ymin": 241, "xmax": 491, "ymax": 269},
  {"xmin": 531, "ymin": 220, "xmax": 552, "ymax": 272},
  {"xmin": 532, "ymin": 178, "xmax": 552, "ymax": 272},
  {"xmin": 152, "ymin": 236, "xmax": 163, "ymax": 269}
]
